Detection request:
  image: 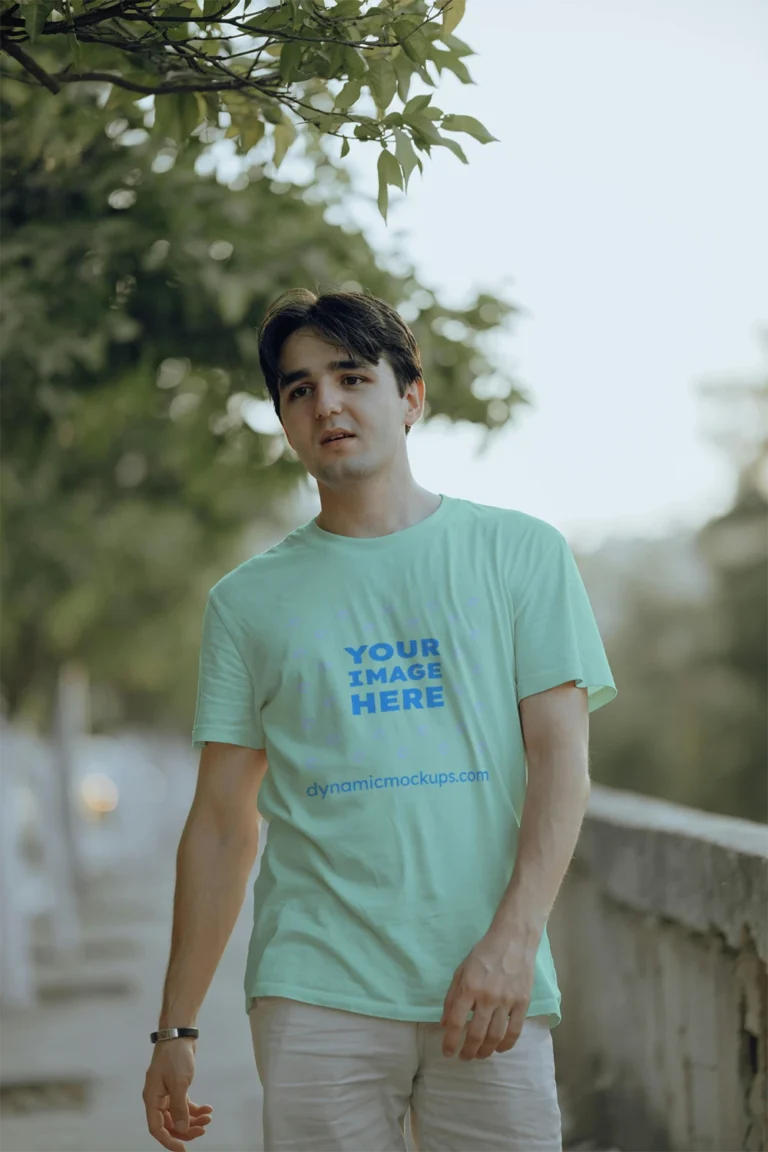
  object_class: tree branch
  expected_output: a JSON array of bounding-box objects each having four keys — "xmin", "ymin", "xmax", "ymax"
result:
[
  {"xmin": 39, "ymin": 69, "xmax": 253, "ymax": 94},
  {"xmin": 0, "ymin": 38, "xmax": 61, "ymax": 92}
]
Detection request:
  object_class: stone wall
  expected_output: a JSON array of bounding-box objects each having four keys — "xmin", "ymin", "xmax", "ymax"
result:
[{"xmin": 549, "ymin": 785, "xmax": 768, "ymax": 1152}]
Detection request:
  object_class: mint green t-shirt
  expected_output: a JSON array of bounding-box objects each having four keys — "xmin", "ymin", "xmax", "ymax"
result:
[{"xmin": 192, "ymin": 495, "xmax": 617, "ymax": 1027}]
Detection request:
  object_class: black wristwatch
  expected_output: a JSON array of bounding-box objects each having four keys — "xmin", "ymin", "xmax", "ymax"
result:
[{"xmin": 150, "ymin": 1027, "xmax": 200, "ymax": 1044}]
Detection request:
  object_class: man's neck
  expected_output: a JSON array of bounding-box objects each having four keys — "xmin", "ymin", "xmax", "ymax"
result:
[{"xmin": 314, "ymin": 486, "xmax": 442, "ymax": 539}]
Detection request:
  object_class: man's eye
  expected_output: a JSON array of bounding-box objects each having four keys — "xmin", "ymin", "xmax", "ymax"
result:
[{"xmin": 288, "ymin": 376, "xmax": 364, "ymax": 400}]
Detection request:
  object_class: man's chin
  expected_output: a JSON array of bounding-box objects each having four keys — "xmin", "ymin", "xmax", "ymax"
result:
[{"xmin": 312, "ymin": 456, "xmax": 372, "ymax": 484}]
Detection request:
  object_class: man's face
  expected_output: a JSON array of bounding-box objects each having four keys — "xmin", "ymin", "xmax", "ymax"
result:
[{"xmin": 277, "ymin": 327, "xmax": 423, "ymax": 486}]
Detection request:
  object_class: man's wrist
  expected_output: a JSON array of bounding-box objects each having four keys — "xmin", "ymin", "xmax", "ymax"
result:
[
  {"xmin": 486, "ymin": 896, "xmax": 547, "ymax": 956},
  {"xmin": 158, "ymin": 1009, "xmax": 198, "ymax": 1029}
]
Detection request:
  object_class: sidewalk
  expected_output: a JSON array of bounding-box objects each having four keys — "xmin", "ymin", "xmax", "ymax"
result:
[{"xmin": 0, "ymin": 850, "xmax": 265, "ymax": 1152}]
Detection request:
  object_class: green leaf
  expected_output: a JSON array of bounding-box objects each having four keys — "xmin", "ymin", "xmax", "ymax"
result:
[
  {"xmin": 378, "ymin": 146, "xmax": 403, "ymax": 191},
  {"xmin": 160, "ymin": 4, "xmax": 191, "ymax": 40},
  {"xmin": 262, "ymin": 102, "xmax": 284, "ymax": 125},
  {"xmin": 273, "ymin": 117, "xmax": 297, "ymax": 169},
  {"xmin": 152, "ymin": 92, "xmax": 201, "ymax": 144},
  {"xmin": 244, "ymin": 5, "xmax": 293, "ymax": 30},
  {"xmin": 400, "ymin": 29, "xmax": 431, "ymax": 66},
  {"xmin": 440, "ymin": 114, "xmax": 499, "ymax": 144},
  {"xmin": 392, "ymin": 126, "xmax": 421, "ymax": 190},
  {"xmin": 22, "ymin": 0, "xmax": 55, "ymax": 43},
  {"xmin": 306, "ymin": 110, "xmax": 345, "ymax": 133},
  {"xmin": 342, "ymin": 45, "xmax": 366, "ymax": 80},
  {"xmin": 240, "ymin": 116, "xmax": 265, "ymax": 152},
  {"xmin": 333, "ymin": 78, "xmax": 362, "ymax": 112},
  {"xmin": 391, "ymin": 48, "xmax": 413, "ymax": 105},
  {"xmin": 329, "ymin": 0, "xmax": 361, "ymax": 17},
  {"xmin": 353, "ymin": 121, "xmax": 378, "ymax": 141},
  {"xmin": 279, "ymin": 40, "xmax": 304, "ymax": 83},
  {"xmin": 366, "ymin": 58, "xmax": 397, "ymax": 118},
  {"xmin": 340, "ymin": 136, "xmax": 350, "ymax": 157},
  {"xmin": 177, "ymin": 92, "xmax": 200, "ymax": 141},
  {"xmin": 441, "ymin": 55, "xmax": 473, "ymax": 84},
  {"xmin": 324, "ymin": 41, "xmax": 345, "ymax": 78},
  {"xmin": 443, "ymin": 33, "xmax": 474, "ymax": 57},
  {"xmin": 405, "ymin": 113, "xmax": 442, "ymax": 146},
  {"xmin": 434, "ymin": 131, "xmax": 468, "ymax": 164},
  {"xmin": 440, "ymin": 0, "xmax": 465, "ymax": 37},
  {"xmin": 403, "ymin": 94, "xmax": 432, "ymax": 117},
  {"xmin": 376, "ymin": 156, "xmax": 389, "ymax": 222},
  {"xmin": 67, "ymin": 30, "xmax": 83, "ymax": 75}
]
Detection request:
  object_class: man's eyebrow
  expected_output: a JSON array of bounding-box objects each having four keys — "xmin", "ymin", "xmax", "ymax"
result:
[{"xmin": 277, "ymin": 358, "xmax": 372, "ymax": 391}]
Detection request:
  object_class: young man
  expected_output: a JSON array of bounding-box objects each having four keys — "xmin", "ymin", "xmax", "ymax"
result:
[{"xmin": 143, "ymin": 288, "xmax": 617, "ymax": 1152}]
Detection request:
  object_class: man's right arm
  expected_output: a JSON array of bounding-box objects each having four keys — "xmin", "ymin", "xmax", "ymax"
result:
[{"xmin": 143, "ymin": 742, "xmax": 268, "ymax": 1151}]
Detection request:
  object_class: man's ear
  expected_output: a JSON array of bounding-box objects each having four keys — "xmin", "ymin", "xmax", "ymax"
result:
[{"xmin": 407, "ymin": 376, "xmax": 426, "ymax": 424}]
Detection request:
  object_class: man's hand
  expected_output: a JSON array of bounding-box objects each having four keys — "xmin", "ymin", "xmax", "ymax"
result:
[
  {"xmin": 440, "ymin": 931, "xmax": 536, "ymax": 1060},
  {"xmin": 143, "ymin": 1039, "xmax": 213, "ymax": 1151}
]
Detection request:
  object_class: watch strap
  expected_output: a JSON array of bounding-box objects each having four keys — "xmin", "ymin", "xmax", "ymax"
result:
[{"xmin": 150, "ymin": 1027, "xmax": 199, "ymax": 1044}]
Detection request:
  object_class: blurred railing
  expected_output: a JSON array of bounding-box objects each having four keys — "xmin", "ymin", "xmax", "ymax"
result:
[{"xmin": 550, "ymin": 784, "xmax": 768, "ymax": 1152}]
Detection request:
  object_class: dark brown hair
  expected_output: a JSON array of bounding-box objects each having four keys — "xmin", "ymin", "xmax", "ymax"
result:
[{"xmin": 257, "ymin": 288, "xmax": 423, "ymax": 436}]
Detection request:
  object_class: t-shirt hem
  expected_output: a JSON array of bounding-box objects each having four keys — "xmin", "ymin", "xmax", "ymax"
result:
[
  {"xmin": 245, "ymin": 984, "xmax": 561, "ymax": 1029},
  {"xmin": 516, "ymin": 668, "xmax": 617, "ymax": 713},
  {"xmin": 191, "ymin": 727, "xmax": 265, "ymax": 750}
]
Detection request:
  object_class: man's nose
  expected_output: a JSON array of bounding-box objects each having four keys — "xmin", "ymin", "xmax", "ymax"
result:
[{"xmin": 313, "ymin": 381, "xmax": 344, "ymax": 419}]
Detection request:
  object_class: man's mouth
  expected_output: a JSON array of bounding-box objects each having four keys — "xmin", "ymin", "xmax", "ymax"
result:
[{"xmin": 321, "ymin": 432, "xmax": 355, "ymax": 445}]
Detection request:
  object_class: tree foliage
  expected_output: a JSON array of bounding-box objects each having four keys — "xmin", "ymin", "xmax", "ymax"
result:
[
  {"xmin": 0, "ymin": 0, "xmax": 498, "ymax": 219},
  {"xmin": 0, "ymin": 72, "xmax": 525, "ymax": 730},
  {"xmin": 588, "ymin": 363, "xmax": 768, "ymax": 823}
]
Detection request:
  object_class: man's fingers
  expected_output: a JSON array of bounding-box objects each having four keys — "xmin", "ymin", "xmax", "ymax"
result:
[
  {"xmin": 171, "ymin": 1109, "xmax": 190, "ymax": 1133},
  {"xmin": 163, "ymin": 1109, "xmax": 209, "ymax": 1140},
  {"xmin": 147, "ymin": 1106, "xmax": 186, "ymax": 1152},
  {"xmin": 457, "ymin": 1006, "xmax": 494, "ymax": 1060},
  {"xmin": 188, "ymin": 1101, "xmax": 213, "ymax": 1116},
  {"xmin": 168, "ymin": 1086, "xmax": 191, "ymax": 1133},
  {"xmin": 474, "ymin": 1006, "xmax": 511, "ymax": 1059},
  {"xmin": 496, "ymin": 1011, "xmax": 524, "ymax": 1053},
  {"xmin": 441, "ymin": 996, "xmax": 473, "ymax": 1056}
]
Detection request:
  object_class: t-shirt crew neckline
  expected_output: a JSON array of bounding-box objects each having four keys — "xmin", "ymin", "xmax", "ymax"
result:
[{"xmin": 302, "ymin": 493, "xmax": 454, "ymax": 550}]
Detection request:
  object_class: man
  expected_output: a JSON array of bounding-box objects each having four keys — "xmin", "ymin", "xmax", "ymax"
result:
[{"xmin": 143, "ymin": 287, "xmax": 617, "ymax": 1152}]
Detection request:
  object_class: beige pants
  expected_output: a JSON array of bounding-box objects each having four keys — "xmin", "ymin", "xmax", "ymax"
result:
[{"xmin": 249, "ymin": 997, "xmax": 562, "ymax": 1152}]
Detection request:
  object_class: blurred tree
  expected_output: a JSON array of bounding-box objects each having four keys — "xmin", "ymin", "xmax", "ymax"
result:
[
  {"xmin": 695, "ymin": 352, "xmax": 768, "ymax": 820},
  {"xmin": 0, "ymin": 0, "xmax": 497, "ymax": 220},
  {"xmin": 0, "ymin": 74, "xmax": 527, "ymax": 733},
  {"xmin": 587, "ymin": 349, "xmax": 768, "ymax": 823}
]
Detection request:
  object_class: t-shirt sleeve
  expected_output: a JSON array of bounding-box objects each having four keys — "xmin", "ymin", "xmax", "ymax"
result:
[
  {"xmin": 191, "ymin": 592, "xmax": 265, "ymax": 750},
  {"xmin": 512, "ymin": 525, "xmax": 617, "ymax": 714}
]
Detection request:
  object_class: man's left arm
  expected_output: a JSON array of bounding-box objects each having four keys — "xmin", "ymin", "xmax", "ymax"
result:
[{"xmin": 440, "ymin": 681, "xmax": 591, "ymax": 1060}]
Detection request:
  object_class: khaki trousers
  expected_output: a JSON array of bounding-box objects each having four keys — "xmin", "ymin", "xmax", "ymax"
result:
[{"xmin": 249, "ymin": 996, "xmax": 562, "ymax": 1152}]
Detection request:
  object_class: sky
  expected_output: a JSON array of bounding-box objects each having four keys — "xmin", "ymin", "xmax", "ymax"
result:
[{"xmin": 208, "ymin": 0, "xmax": 768, "ymax": 552}]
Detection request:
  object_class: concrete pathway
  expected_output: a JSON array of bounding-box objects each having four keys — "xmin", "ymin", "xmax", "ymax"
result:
[{"xmin": 0, "ymin": 849, "xmax": 265, "ymax": 1152}]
